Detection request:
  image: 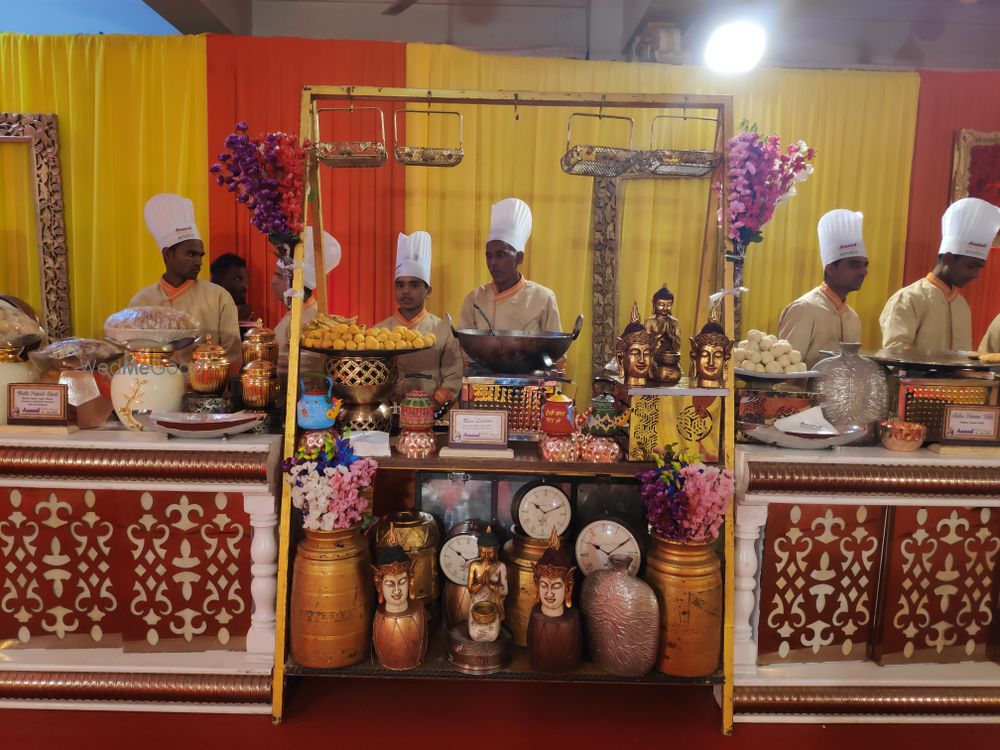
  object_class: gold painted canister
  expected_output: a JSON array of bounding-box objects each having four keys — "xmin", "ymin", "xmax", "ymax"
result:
[
  {"xmin": 643, "ymin": 533, "xmax": 722, "ymax": 677},
  {"xmin": 443, "ymin": 580, "xmax": 473, "ymax": 629},
  {"xmin": 188, "ymin": 335, "xmax": 230, "ymax": 394},
  {"xmin": 242, "ymin": 320, "xmax": 278, "ymax": 367},
  {"xmin": 241, "ymin": 358, "xmax": 277, "ymax": 409},
  {"xmin": 374, "ymin": 512, "xmax": 441, "ymax": 624},
  {"xmin": 290, "ymin": 526, "xmax": 374, "ymax": 669},
  {"xmin": 502, "ymin": 527, "xmax": 568, "ymax": 647}
]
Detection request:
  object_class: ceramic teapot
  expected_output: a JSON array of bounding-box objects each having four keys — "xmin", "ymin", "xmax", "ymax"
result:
[
  {"xmin": 297, "ymin": 376, "xmax": 343, "ymax": 430},
  {"xmin": 578, "ymin": 395, "xmax": 630, "ymax": 437}
]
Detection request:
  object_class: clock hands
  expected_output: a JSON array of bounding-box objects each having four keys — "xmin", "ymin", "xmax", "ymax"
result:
[
  {"xmin": 530, "ymin": 501, "xmax": 560, "ymax": 515},
  {"xmin": 605, "ymin": 537, "xmax": 632, "ymax": 555}
]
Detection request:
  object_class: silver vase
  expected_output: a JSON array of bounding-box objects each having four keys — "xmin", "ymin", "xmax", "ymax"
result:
[{"xmin": 812, "ymin": 342, "xmax": 889, "ymax": 442}]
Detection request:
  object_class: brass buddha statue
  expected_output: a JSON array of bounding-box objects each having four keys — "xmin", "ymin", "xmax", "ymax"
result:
[
  {"xmin": 615, "ymin": 305, "xmax": 658, "ymax": 388},
  {"xmin": 371, "ymin": 537, "xmax": 428, "ymax": 671},
  {"xmin": 644, "ymin": 286, "xmax": 683, "ymax": 385},
  {"xmin": 527, "ymin": 529, "xmax": 582, "ymax": 673},
  {"xmin": 689, "ymin": 321, "xmax": 733, "ymax": 388},
  {"xmin": 466, "ymin": 528, "xmax": 508, "ymax": 643}
]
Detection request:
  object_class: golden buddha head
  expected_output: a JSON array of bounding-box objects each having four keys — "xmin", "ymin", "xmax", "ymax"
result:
[
  {"xmin": 615, "ymin": 322, "xmax": 657, "ymax": 387},
  {"xmin": 476, "ymin": 529, "xmax": 501, "ymax": 562},
  {"xmin": 372, "ymin": 543, "xmax": 414, "ymax": 614},
  {"xmin": 652, "ymin": 285, "xmax": 674, "ymax": 317},
  {"xmin": 689, "ymin": 321, "xmax": 733, "ymax": 387},
  {"xmin": 533, "ymin": 529, "xmax": 576, "ymax": 618}
]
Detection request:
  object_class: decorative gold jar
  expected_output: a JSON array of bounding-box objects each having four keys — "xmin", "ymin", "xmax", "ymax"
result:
[
  {"xmin": 290, "ymin": 526, "xmax": 374, "ymax": 668},
  {"xmin": 502, "ymin": 527, "xmax": 569, "ymax": 647},
  {"xmin": 242, "ymin": 320, "xmax": 278, "ymax": 367},
  {"xmin": 188, "ymin": 335, "xmax": 230, "ymax": 394},
  {"xmin": 643, "ymin": 533, "xmax": 722, "ymax": 677},
  {"xmin": 0, "ymin": 346, "xmax": 39, "ymax": 426},
  {"xmin": 241, "ymin": 358, "xmax": 277, "ymax": 409},
  {"xmin": 374, "ymin": 512, "xmax": 441, "ymax": 625}
]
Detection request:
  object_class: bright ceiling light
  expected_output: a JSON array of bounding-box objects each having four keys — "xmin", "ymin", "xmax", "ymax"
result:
[{"xmin": 704, "ymin": 21, "xmax": 766, "ymax": 73}]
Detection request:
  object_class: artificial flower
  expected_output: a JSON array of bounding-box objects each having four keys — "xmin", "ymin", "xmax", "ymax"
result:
[{"xmin": 283, "ymin": 434, "xmax": 377, "ymax": 530}]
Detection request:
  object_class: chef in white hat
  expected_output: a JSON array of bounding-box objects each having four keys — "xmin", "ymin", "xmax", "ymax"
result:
[
  {"xmin": 458, "ymin": 198, "xmax": 562, "ymax": 334},
  {"xmin": 272, "ymin": 226, "xmax": 341, "ymax": 377},
  {"xmin": 373, "ymin": 231, "xmax": 462, "ymax": 406},
  {"xmin": 777, "ymin": 209, "xmax": 868, "ymax": 367},
  {"xmin": 131, "ymin": 193, "xmax": 241, "ymax": 367},
  {"xmin": 880, "ymin": 197, "xmax": 1000, "ymax": 352}
]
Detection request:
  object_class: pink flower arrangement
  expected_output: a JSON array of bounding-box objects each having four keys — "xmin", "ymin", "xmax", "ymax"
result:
[
  {"xmin": 210, "ymin": 122, "xmax": 307, "ymax": 252},
  {"xmin": 638, "ymin": 445, "xmax": 734, "ymax": 542},
  {"xmin": 725, "ymin": 122, "xmax": 816, "ymax": 247},
  {"xmin": 283, "ymin": 435, "xmax": 377, "ymax": 531}
]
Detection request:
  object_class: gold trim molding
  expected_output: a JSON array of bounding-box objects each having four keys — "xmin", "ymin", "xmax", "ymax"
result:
[
  {"xmin": 735, "ymin": 685, "xmax": 1000, "ymax": 715},
  {"xmin": 0, "ymin": 447, "xmax": 272, "ymax": 483},
  {"xmin": 0, "ymin": 671, "xmax": 270, "ymax": 704},
  {"xmin": 746, "ymin": 462, "xmax": 1000, "ymax": 497}
]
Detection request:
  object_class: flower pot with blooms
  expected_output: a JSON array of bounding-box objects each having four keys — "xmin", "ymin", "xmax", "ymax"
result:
[
  {"xmin": 637, "ymin": 445, "xmax": 734, "ymax": 677},
  {"xmin": 724, "ymin": 121, "xmax": 816, "ymax": 336},
  {"xmin": 284, "ymin": 434, "xmax": 378, "ymax": 668}
]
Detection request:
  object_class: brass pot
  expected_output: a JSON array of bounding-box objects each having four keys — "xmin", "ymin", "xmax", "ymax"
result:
[
  {"xmin": 188, "ymin": 335, "xmax": 230, "ymax": 394},
  {"xmin": 643, "ymin": 533, "xmax": 722, "ymax": 677},
  {"xmin": 243, "ymin": 320, "xmax": 278, "ymax": 367},
  {"xmin": 325, "ymin": 356, "xmax": 398, "ymax": 404},
  {"xmin": 652, "ymin": 352, "xmax": 682, "ymax": 386},
  {"xmin": 290, "ymin": 526, "xmax": 374, "ymax": 669},
  {"xmin": 339, "ymin": 401, "xmax": 392, "ymax": 432},
  {"xmin": 502, "ymin": 527, "xmax": 568, "ymax": 647},
  {"xmin": 241, "ymin": 358, "xmax": 277, "ymax": 409},
  {"xmin": 374, "ymin": 512, "xmax": 441, "ymax": 626}
]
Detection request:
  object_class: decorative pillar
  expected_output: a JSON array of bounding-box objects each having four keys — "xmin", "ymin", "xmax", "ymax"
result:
[
  {"xmin": 734, "ymin": 502, "xmax": 767, "ymax": 675},
  {"xmin": 590, "ymin": 176, "xmax": 620, "ymax": 382},
  {"xmin": 244, "ymin": 493, "xmax": 278, "ymax": 662}
]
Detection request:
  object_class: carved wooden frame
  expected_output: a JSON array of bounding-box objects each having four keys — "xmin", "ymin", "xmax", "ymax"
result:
[
  {"xmin": 951, "ymin": 128, "xmax": 1000, "ymax": 245},
  {"xmin": 0, "ymin": 113, "xmax": 72, "ymax": 338}
]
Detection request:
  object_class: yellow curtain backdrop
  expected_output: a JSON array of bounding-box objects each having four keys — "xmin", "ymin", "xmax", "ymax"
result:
[
  {"xmin": 405, "ymin": 44, "xmax": 919, "ymax": 383},
  {"xmin": 0, "ymin": 34, "xmax": 208, "ymax": 338},
  {"xmin": 0, "ymin": 141, "xmax": 40, "ymax": 313}
]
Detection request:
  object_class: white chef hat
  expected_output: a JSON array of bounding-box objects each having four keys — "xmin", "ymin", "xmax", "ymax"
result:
[
  {"xmin": 144, "ymin": 193, "xmax": 201, "ymax": 250},
  {"xmin": 395, "ymin": 231, "xmax": 432, "ymax": 285},
  {"xmin": 939, "ymin": 197, "xmax": 1000, "ymax": 260},
  {"xmin": 486, "ymin": 198, "xmax": 532, "ymax": 254},
  {"xmin": 818, "ymin": 209, "xmax": 867, "ymax": 267},
  {"xmin": 302, "ymin": 227, "xmax": 342, "ymax": 290}
]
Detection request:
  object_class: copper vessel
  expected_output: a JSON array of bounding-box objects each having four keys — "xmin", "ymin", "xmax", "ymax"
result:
[
  {"xmin": 527, "ymin": 604, "xmax": 582, "ymax": 674},
  {"xmin": 240, "ymin": 358, "xmax": 277, "ymax": 409},
  {"xmin": 372, "ymin": 606, "xmax": 428, "ymax": 671},
  {"xmin": 242, "ymin": 320, "xmax": 278, "ymax": 367},
  {"xmin": 643, "ymin": 534, "xmax": 722, "ymax": 677},
  {"xmin": 502, "ymin": 527, "xmax": 568, "ymax": 647},
  {"xmin": 443, "ymin": 580, "xmax": 473, "ymax": 629},
  {"xmin": 374, "ymin": 512, "xmax": 441, "ymax": 625},
  {"xmin": 188, "ymin": 335, "xmax": 230, "ymax": 394},
  {"xmin": 290, "ymin": 527, "xmax": 373, "ymax": 669}
]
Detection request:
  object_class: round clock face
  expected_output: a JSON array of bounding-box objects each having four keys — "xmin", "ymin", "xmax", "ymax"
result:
[
  {"xmin": 574, "ymin": 518, "xmax": 642, "ymax": 576},
  {"xmin": 439, "ymin": 534, "xmax": 481, "ymax": 585},
  {"xmin": 515, "ymin": 483, "xmax": 571, "ymax": 539}
]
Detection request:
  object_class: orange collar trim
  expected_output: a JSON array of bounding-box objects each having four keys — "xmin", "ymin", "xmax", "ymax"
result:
[
  {"xmin": 394, "ymin": 309, "xmax": 427, "ymax": 329},
  {"xmin": 158, "ymin": 278, "xmax": 195, "ymax": 302},
  {"xmin": 303, "ymin": 297, "xmax": 317, "ymax": 310},
  {"xmin": 925, "ymin": 273, "xmax": 959, "ymax": 302},
  {"xmin": 820, "ymin": 283, "xmax": 847, "ymax": 313},
  {"xmin": 490, "ymin": 276, "xmax": 526, "ymax": 302}
]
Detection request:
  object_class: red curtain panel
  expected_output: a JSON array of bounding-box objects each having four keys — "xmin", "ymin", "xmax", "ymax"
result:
[
  {"xmin": 904, "ymin": 70, "xmax": 1000, "ymax": 347},
  {"xmin": 206, "ymin": 36, "xmax": 406, "ymax": 328}
]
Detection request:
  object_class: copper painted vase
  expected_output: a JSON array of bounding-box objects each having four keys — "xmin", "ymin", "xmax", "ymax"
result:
[
  {"xmin": 397, "ymin": 429, "xmax": 437, "ymax": 459},
  {"xmin": 581, "ymin": 556, "xmax": 659, "ymax": 676},
  {"xmin": 443, "ymin": 580, "xmax": 473, "ymax": 629},
  {"xmin": 526, "ymin": 604, "xmax": 582, "ymax": 674},
  {"xmin": 502, "ymin": 528, "xmax": 568, "ymax": 647},
  {"xmin": 290, "ymin": 526, "xmax": 374, "ymax": 669},
  {"xmin": 374, "ymin": 512, "xmax": 441, "ymax": 626},
  {"xmin": 372, "ymin": 605, "xmax": 429, "ymax": 671},
  {"xmin": 643, "ymin": 533, "xmax": 722, "ymax": 677},
  {"xmin": 399, "ymin": 389, "xmax": 435, "ymax": 431}
]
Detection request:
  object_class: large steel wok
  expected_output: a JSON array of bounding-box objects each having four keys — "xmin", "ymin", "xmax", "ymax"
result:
[{"xmin": 446, "ymin": 313, "xmax": 584, "ymax": 374}]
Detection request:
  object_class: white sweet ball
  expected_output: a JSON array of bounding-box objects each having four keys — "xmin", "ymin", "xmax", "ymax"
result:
[
  {"xmin": 772, "ymin": 342, "xmax": 792, "ymax": 357},
  {"xmin": 756, "ymin": 362, "xmax": 768, "ymax": 373},
  {"xmin": 747, "ymin": 350, "xmax": 762, "ymax": 364},
  {"xmin": 793, "ymin": 362, "xmax": 808, "ymax": 372},
  {"xmin": 761, "ymin": 334, "xmax": 778, "ymax": 350},
  {"xmin": 765, "ymin": 361, "xmax": 784, "ymax": 373},
  {"xmin": 789, "ymin": 350, "xmax": 802, "ymax": 364},
  {"xmin": 747, "ymin": 329, "xmax": 763, "ymax": 342},
  {"xmin": 738, "ymin": 339, "xmax": 751, "ymax": 349},
  {"xmin": 760, "ymin": 350, "xmax": 775, "ymax": 364},
  {"xmin": 744, "ymin": 339, "xmax": 760, "ymax": 353},
  {"xmin": 733, "ymin": 348, "xmax": 746, "ymax": 363},
  {"xmin": 777, "ymin": 354, "xmax": 791, "ymax": 367}
]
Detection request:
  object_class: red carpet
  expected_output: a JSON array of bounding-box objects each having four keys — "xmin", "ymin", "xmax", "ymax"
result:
[{"xmin": 2, "ymin": 679, "xmax": 998, "ymax": 748}]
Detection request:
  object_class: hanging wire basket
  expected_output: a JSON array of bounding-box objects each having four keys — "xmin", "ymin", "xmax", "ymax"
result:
[
  {"xmin": 392, "ymin": 108, "xmax": 464, "ymax": 167},
  {"xmin": 313, "ymin": 106, "xmax": 388, "ymax": 168},
  {"xmin": 634, "ymin": 114, "xmax": 722, "ymax": 178},
  {"xmin": 559, "ymin": 112, "xmax": 638, "ymax": 178}
]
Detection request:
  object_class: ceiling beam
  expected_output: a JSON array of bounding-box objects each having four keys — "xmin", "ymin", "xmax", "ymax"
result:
[{"xmin": 143, "ymin": 0, "xmax": 252, "ymax": 35}]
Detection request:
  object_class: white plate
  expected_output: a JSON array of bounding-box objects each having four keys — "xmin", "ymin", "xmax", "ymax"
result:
[
  {"xmin": 738, "ymin": 422, "xmax": 866, "ymax": 449},
  {"xmin": 735, "ymin": 367, "xmax": 820, "ymax": 380},
  {"xmin": 134, "ymin": 410, "xmax": 265, "ymax": 439}
]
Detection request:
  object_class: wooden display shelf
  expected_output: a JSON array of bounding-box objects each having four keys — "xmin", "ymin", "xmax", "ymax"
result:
[{"xmin": 285, "ymin": 627, "xmax": 723, "ymax": 685}]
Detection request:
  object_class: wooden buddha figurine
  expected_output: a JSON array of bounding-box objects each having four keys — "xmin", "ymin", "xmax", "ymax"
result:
[
  {"xmin": 371, "ymin": 537, "xmax": 428, "ymax": 671},
  {"xmin": 466, "ymin": 528, "xmax": 508, "ymax": 642},
  {"xmin": 689, "ymin": 320, "xmax": 733, "ymax": 388},
  {"xmin": 527, "ymin": 529, "xmax": 582, "ymax": 674}
]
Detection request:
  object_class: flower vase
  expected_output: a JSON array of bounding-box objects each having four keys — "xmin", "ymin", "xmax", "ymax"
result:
[
  {"xmin": 643, "ymin": 533, "xmax": 722, "ymax": 677},
  {"xmin": 729, "ymin": 239, "xmax": 747, "ymax": 340},
  {"xmin": 290, "ymin": 525, "xmax": 374, "ymax": 668}
]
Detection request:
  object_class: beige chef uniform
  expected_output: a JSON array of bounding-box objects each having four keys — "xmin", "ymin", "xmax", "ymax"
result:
[
  {"xmin": 275, "ymin": 227, "xmax": 341, "ymax": 378},
  {"xmin": 778, "ymin": 209, "xmax": 865, "ymax": 367},
  {"xmin": 375, "ymin": 232, "xmax": 463, "ymax": 405},
  {"xmin": 131, "ymin": 193, "xmax": 241, "ymax": 367},
  {"xmin": 980, "ymin": 313, "xmax": 1000, "ymax": 353},
  {"xmin": 880, "ymin": 197, "xmax": 1000, "ymax": 352},
  {"xmin": 458, "ymin": 198, "xmax": 562, "ymax": 333}
]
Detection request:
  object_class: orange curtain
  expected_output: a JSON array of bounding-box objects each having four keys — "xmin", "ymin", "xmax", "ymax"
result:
[
  {"xmin": 904, "ymin": 70, "xmax": 1000, "ymax": 346},
  {"xmin": 205, "ymin": 36, "xmax": 406, "ymax": 328}
]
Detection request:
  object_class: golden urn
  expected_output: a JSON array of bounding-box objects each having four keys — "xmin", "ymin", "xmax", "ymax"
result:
[
  {"xmin": 242, "ymin": 319, "xmax": 278, "ymax": 367},
  {"xmin": 188, "ymin": 334, "xmax": 230, "ymax": 394},
  {"xmin": 241, "ymin": 358, "xmax": 277, "ymax": 409}
]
